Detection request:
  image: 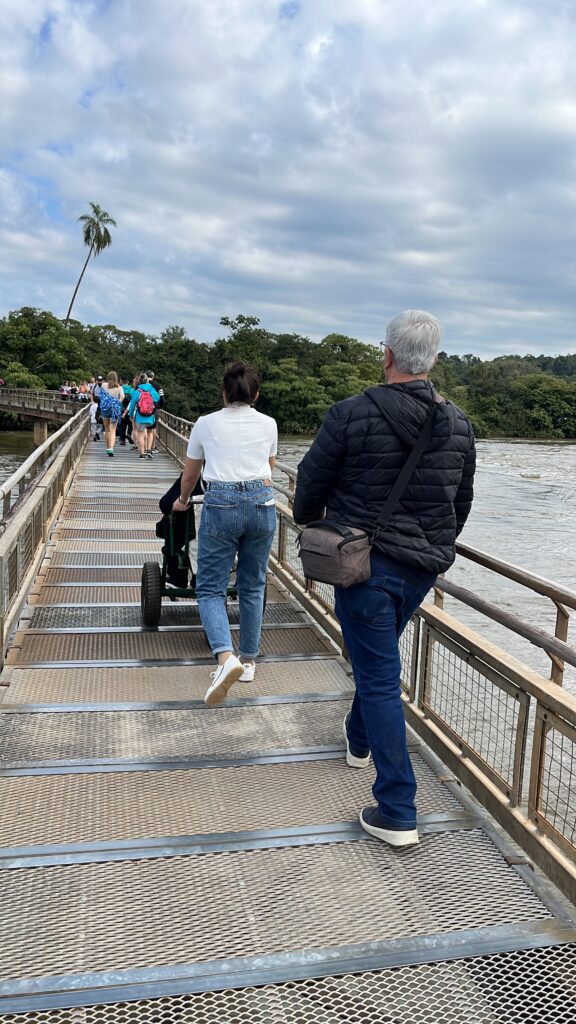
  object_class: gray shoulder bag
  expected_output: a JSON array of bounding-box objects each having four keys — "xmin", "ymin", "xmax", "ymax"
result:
[{"xmin": 297, "ymin": 400, "xmax": 439, "ymax": 588}]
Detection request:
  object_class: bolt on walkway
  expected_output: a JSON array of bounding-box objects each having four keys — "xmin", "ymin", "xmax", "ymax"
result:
[{"xmin": 1, "ymin": 442, "xmax": 576, "ymax": 1023}]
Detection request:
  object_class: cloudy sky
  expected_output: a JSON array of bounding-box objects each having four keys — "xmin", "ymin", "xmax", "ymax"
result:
[{"xmin": 2, "ymin": 0, "xmax": 576, "ymax": 358}]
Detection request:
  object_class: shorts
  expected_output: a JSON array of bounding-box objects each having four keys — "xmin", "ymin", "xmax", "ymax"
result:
[
  {"xmin": 146, "ymin": 415, "xmax": 157, "ymax": 430},
  {"xmin": 132, "ymin": 421, "xmax": 148, "ymax": 434}
]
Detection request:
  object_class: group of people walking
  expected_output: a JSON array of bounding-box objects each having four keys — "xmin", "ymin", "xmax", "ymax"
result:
[
  {"xmin": 170, "ymin": 309, "xmax": 476, "ymax": 850},
  {"xmin": 90, "ymin": 370, "xmax": 164, "ymax": 457}
]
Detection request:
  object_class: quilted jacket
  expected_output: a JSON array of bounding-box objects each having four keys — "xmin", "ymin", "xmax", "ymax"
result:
[{"xmin": 292, "ymin": 380, "xmax": 476, "ymax": 575}]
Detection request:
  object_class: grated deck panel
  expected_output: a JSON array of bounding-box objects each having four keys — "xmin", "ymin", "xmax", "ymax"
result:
[
  {"xmin": 3, "ymin": 660, "xmax": 350, "ymax": 703},
  {"xmin": 28, "ymin": 601, "xmax": 307, "ymax": 629},
  {"xmin": 55, "ymin": 529, "xmax": 156, "ymax": 539},
  {"xmin": 32, "ymin": 585, "xmax": 142, "ymax": 605},
  {"xmin": 2, "ymin": 945, "xmax": 574, "ymax": 1024},
  {"xmin": 0, "ymin": 832, "xmax": 552, "ymax": 981},
  {"xmin": 48, "ymin": 552, "xmax": 163, "ymax": 567},
  {"xmin": 0, "ymin": 754, "xmax": 460, "ymax": 847},
  {"xmin": 0, "ymin": 701, "xmax": 348, "ymax": 765},
  {"xmin": 41, "ymin": 567, "xmax": 144, "ymax": 583},
  {"xmin": 53, "ymin": 540, "xmax": 161, "ymax": 552},
  {"xmin": 11, "ymin": 625, "xmax": 335, "ymax": 665}
]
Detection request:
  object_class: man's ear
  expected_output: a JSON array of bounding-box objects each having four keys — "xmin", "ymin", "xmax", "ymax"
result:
[{"xmin": 383, "ymin": 346, "xmax": 394, "ymax": 371}]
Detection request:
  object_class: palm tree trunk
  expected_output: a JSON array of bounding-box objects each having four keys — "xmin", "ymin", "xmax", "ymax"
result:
[{"xmin": 64, "ymin": 244, "xmax": 94, "ymax": 327}]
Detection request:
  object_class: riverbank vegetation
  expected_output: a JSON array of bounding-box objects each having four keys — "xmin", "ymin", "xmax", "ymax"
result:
[{"xmin": 1, "ymin": 307, "xmax": 575, "ymax": 438}]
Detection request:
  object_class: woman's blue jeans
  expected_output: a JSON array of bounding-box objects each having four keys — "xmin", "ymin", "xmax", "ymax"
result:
[
  {"xmin": 196, "ymin": 481, "xmax": 276, "ymax": 660},
  {"xmin": 335, "ymin": 555, "xmax": 436, "ymax": 829}
]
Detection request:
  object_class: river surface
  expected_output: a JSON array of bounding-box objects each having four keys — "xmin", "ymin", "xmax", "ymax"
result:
[
  {"xmin": 278, "ymin": 438, "xmax": 576, "ymax": 694},
  {"xmin": 0, "ymin": 431, "xmax": 35, "ymax": 484}
]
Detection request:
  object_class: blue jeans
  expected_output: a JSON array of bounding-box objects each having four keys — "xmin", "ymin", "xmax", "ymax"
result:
[
  {"xmin": 196, "ymin": 481, "xmax": 276, "ymax": 660},
  {"xmin": 335, "ymin": 555, "xmax": 436, "ymax": 829}
]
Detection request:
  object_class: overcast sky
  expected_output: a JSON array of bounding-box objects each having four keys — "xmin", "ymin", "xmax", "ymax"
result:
[{"xmin": 2, "ymin": 0, "xmax": 576, "ymax": 358}]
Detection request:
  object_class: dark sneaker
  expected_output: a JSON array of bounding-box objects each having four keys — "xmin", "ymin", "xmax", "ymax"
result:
[
  {"xmin": 359, "ymin": 806, "xmax": 419, "ymax": 847},
  {"xmin": 343, "ymin": 713, "xmax": 371, "ymax": 768},
  {"xmin": 145, "ymin": 451, "xmax": 153, "ymax": 459},
  {"xmin": 139, "ymin": 453, "xmax": 146, "ymax": 459}
]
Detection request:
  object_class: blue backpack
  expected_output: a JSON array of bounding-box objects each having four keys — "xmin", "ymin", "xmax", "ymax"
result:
[{"xmin": 99, "ymin": 389, "xmax": 122, "ymax": 422}]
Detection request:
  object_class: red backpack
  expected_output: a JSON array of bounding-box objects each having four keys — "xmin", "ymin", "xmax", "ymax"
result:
[{"xmin": 136, "ymin": 388, "xmax": 155, "ymax": 416}]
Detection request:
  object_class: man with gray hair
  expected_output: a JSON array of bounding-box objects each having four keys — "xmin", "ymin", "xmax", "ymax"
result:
[{"xmin": 293, "ymin": 310, "xmax": 475, "ymax": 848}]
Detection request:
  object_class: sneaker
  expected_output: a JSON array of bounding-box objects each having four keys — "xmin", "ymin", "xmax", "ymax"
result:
[
  {"xmin": 151, "ymin": 446, "xmax": 159, "ymax": 453},
  {"xmin": 139, "ymin": 453, "xmax": 146, "ymax": 459},
  {"xmin": 343, "ymin": 713, "xmax": 371, "ymax": 768},
  {"xmin": 239, "ymin": 662, "xmax": 256, "ymax": 682},
  {"xmin": 92, "ymin": 436, "xmax": 98, "ymax": 442},
  {"xmin": 359, "ymin": 806, "xmax": 419, "ymax": 847},
  {"xmin": 204, "ymin": 655, "xmax": 244, "ymax": 706},
  {"xmin": 107, "ymin": 449, "xmax": 114, "ymax": 457},
  {"xmin": 146, "ymin": 451, "xmax": 153, "ymax": 459}
]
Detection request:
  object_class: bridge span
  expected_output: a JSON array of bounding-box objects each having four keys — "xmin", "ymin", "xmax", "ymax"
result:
[{"xmin": 0, "ymin": 396, "xmax": 575, "ymax": 1021}]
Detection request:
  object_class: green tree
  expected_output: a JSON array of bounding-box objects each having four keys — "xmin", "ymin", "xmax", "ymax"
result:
[
  {"xmin": 64, "ymin": 203, "xmax": 117, "ymax": 327},
  {"xmin": 0, "ymin": 308, "xmax": 89, "ymax": 388}
]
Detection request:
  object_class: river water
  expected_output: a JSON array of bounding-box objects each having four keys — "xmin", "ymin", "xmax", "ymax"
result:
[
  {"xmin": 278, "ymin": 438, "xmax": 576, "ymax": 694},
  {"xmin": 0, "ymin": 431, "xmax": 35, "ymax": 485}
]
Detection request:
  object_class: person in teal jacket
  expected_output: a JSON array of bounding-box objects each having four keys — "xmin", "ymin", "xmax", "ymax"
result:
[{"xmin": 128, "ymin": 373, "xmax": 160, "ymax": 459}]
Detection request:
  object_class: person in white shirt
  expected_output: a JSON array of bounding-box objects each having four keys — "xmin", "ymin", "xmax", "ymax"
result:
[{"xmin": 172, "ymin": 362, "xmax": 278, "ymax": 705}]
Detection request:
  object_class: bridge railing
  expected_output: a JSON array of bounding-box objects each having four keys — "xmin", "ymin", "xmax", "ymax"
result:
[
  {"xmin": 0, "ymin": 387, "xmax": 84, "ymax": 417},
  {"xmin": 0, "ymin": 406, "xmax": 90, "ymax": 665}
]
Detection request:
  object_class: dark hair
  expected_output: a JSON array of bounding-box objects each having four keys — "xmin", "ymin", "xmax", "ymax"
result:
[
  {"xmin": 222, "ymin": 361, "xmax": 259, "ymax": 405},
  {"xmin": 138, "ymin": 372, "xmax": 147, "ymax": 384}
]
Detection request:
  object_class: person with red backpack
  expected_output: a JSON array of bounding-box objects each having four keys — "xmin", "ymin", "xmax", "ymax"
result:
[{"xmin": 127, "ymin": 372, "xmax": 160, "ymax": 459}]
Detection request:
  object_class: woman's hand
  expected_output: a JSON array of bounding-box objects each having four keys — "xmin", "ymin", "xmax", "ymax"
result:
[{"xmin": 172, "ymin": 498, "xmax": 190, "ymax": 513}]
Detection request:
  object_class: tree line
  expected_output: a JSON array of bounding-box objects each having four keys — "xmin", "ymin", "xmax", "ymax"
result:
[{"xmin": 1, "ymin": 306, "xmax": 576, "ymax": 438}]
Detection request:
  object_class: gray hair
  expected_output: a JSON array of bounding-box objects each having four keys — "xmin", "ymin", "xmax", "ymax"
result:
[{"xmin": 385, "ymin": 310, "xmax": 443, "ymax": 375}]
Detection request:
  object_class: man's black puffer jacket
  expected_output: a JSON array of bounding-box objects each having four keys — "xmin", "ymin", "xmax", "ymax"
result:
[{"xmin": 293, "ymin": 380, "xmax": 476, "ymax": 576}]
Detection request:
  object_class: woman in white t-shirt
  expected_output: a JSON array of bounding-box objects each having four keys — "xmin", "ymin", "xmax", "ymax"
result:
[{"xmin": 172, "ymin": 362, "xmax": 278, "ymax": 706}]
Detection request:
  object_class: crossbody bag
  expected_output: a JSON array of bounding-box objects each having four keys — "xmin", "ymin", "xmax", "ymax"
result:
[{"xmin": 297, "ymin": 398, "xmax": 440, "ymax": 588}]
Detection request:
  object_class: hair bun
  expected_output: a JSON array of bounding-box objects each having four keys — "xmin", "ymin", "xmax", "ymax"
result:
[{"xmin": 228, "ymin": 361, "xmax": 247, "ymax": 378}]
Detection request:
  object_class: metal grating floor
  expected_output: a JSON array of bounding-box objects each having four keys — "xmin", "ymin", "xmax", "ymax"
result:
[
  {"xmin": 2, "ymin": 945, "xmax": 574, "ymax": 1024},
  {"xmin": 32, "ymin": 585, "xmax": 143, "ymax": 605},
  {"xmin": 2, "ymin": 440, "xmax": 574, "ymax": 1019},
  {"xmin": 10, "ymin": 624, "xmax": 336, "ymax": 665},
  {"xmin": 0, "ymin": 832, "xmax": 552, "ymax": 981},
  {"xmin": 0, "ymin": 754, "xmax": 460, "ymax": 847},
  {"xmin": 28, "ymin": 600, "xmax": 307, "ymax": 629},
  {"xmin": 0, "ymin": 701, "xmax": 349, "ymax": 765},
  {"xmin": 3, "ymin": 660, "xmax": 351, "ymax": 704},
  {"xmin": 40, "ymin": 567, "xmax": 144, "ymax": 583},
  {"xmin": 48, "ymin": 551, "xmax": 163, "ymax": 566}
]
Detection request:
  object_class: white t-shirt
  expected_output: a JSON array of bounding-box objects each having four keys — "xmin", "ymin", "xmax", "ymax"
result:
[{"xmin": 186, "ymin": 405, "xmax": 278, "ymax": 481}]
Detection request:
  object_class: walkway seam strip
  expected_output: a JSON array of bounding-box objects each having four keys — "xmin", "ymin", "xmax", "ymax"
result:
[
  {"xmin": 0, "ymin": 812, "xmax": 481, "ymax": 869},
  {"xmin": 1, "ymin": 920, "xmax": 574, "ymax": 1014}
]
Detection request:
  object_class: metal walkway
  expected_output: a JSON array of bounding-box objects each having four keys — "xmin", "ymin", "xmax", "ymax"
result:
[{"xmin": 1, "ymin": 442, "xmax": 576, "ymax": 1022}]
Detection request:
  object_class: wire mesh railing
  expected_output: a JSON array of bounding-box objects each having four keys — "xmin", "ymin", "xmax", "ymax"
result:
[{"xmin": 0, "ymin": 406, "xmax": 90, "ymax": 665}]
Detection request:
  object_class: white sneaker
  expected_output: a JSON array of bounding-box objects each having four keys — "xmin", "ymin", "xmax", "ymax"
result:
[
  {"xmin": 239, "ymin": 662, "xmax": 256, "ymax": 682},
  {"xmin": 204, "ymin": 655, "xmax": 244, "ymax": 706},
  {"xmin": 343, "ymin": 715, "xmax": 371, "ymax": 768}
]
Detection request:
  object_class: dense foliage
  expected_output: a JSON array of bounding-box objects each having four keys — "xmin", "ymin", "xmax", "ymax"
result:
[{"xmin": 1, "ymin": 307, "xmax": 576, "ymax": 438}]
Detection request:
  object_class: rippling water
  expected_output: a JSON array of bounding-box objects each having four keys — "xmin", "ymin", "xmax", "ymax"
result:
[
  {"xmin": 0, "ymin": 432, "xmax": 35, "ymax": 488},
  {"xmin": 278, "ymin": 437, "xmax": 576, "ymax": 694}
]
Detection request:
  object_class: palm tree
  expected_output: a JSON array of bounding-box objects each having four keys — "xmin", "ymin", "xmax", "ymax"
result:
[{"xmin": 64, "ymin": 202, "xmax": 117, "ymax": 326}]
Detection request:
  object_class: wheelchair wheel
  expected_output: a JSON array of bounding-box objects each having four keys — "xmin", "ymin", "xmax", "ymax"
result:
[{"xmin": 141, "ymin": 561, "xmax": 162, "ymax": 627}]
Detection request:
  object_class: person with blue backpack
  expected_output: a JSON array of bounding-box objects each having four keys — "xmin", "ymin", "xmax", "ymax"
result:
[
  {"xmin": 127, "ymin": 372, "xmax": 160, "ymax": 460},
  {"xmin": 99, "ymin": 372, "xmax": 125, "ymax": 456}
]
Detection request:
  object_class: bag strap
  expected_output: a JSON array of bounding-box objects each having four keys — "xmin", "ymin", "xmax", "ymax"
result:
[{"xmin": 371, "ymin": 394, "xmax": 444, "ymax": 544}]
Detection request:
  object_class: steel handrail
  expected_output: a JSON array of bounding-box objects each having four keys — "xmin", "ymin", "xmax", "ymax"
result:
[{"xmin": 0, "ymin": 406, "xmax": 90, "ymax": 518}]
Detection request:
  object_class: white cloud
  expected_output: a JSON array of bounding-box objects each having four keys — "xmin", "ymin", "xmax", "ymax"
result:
[{"xmin": 1, "ymin": 0, "xmax": 576, "ymax": 355}]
